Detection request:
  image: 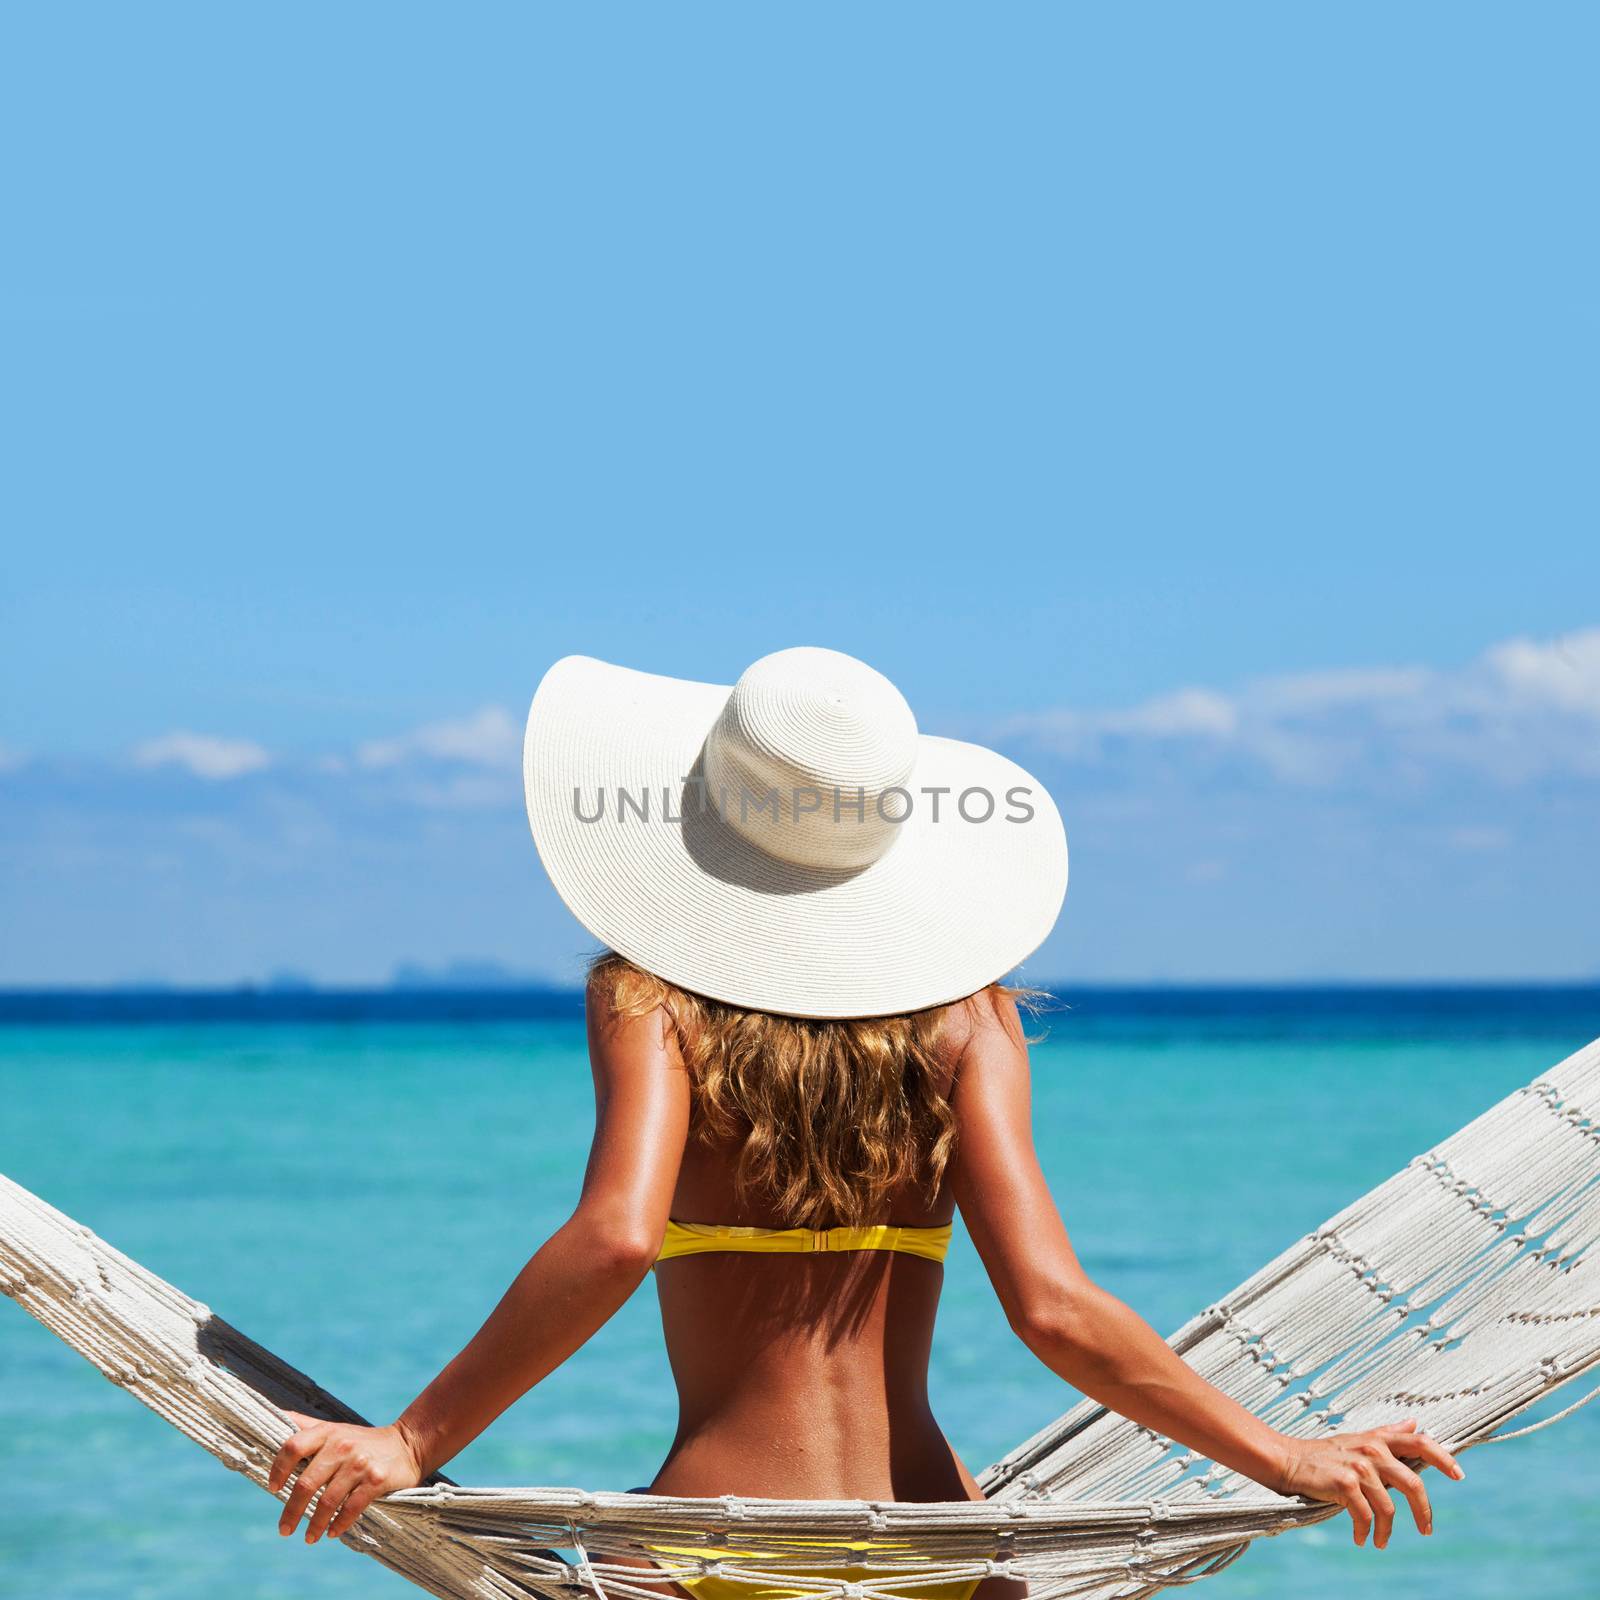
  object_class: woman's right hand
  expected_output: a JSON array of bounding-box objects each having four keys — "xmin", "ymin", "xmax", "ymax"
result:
[
  {"xmin": 1274, "ymin": 1420, "xmax": 1464, "ymax": 1547},
  {"xmin": 268, "ymin": 1411, "xmax": 428, "ymax": 1544}
]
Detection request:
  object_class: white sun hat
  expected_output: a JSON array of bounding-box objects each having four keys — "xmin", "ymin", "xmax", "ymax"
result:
[{"xmin": 522, "ymin": 647, "xmax": 1067, "ymax": 1019}]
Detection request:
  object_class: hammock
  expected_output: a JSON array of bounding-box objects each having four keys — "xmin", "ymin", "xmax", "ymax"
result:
[{"xmin": 4, "ymin": 1035, "xmax": 1600, "ymax": 1600}]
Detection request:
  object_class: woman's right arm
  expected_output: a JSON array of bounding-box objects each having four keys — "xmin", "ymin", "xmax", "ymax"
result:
[
  {"xmin": 948, "ymin": 991, "xmax": 1463, "ymax": 1549},
  {"xmin": 267, "ymin": 980, "xmax": 689, "ymax": 1544},
  {"xmin": 387, "ymin": 983, "xmax": 689, "ymax": 1478}
]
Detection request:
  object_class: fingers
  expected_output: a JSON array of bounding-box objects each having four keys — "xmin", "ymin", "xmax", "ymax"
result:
[
  {"xmin": 279, "ymin": 1447, "xmax": 340, "ymax": 1538},
  {"xmin": 1338, "ymin": 1472, "xmax": 1373, "ymax": 1547},
  {"xmin": 328, "ymin": 1473, "xmax": 386, "ymax": 1540},
  {"xmin": 1336, "ymin": 1462, "xmax": 1396, "ymax": 1549},
  {"xmin": 305, "ymin": 1460, "xmax": 366, "ymax": 1544},
  {"xmin": 269, "ymin": 1423, "xmax": 324, "ymax": 1496},
  {"xmin": 1358, "ymin": 1464, "xmax": 1397, "ymax": 1549},
  {"xmin": 1382, "ymin": 1424, "xmax": 1465, "ymax": 1481},
  {"xmin": 1374, "ymin": 1448, "xmax": 1432, "ymax": 1536}
]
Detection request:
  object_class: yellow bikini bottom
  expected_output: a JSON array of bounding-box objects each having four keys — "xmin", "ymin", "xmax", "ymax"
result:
[{"xmin": 646, "ymin": 1540, "xmax": 982, "ymax": 1600}]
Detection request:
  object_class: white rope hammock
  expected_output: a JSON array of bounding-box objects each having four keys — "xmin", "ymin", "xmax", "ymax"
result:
[{"xmin": 5, "ymin": 1035, "xmax": 1600, "ymax": 1600}]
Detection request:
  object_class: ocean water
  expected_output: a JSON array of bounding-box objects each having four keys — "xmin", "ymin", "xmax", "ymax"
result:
[{"xmin": 2, "ymin": 987, "xmax": 1598, "ymax": 1600}]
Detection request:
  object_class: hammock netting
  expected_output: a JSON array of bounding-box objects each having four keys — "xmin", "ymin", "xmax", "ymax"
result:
[{"xmin": 4, "ymin": 1036, "xmax": 1600, "ymax": 1600}]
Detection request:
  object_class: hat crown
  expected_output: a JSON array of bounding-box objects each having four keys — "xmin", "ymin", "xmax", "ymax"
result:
[{"xmin": 703, "ymin": 647, "xmax": 918, "ymax": 871}]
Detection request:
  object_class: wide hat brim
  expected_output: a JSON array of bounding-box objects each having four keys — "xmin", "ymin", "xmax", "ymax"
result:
[{"xmin": 523, "ymin": 656, "xmax": 1068, "ymax": 1018}]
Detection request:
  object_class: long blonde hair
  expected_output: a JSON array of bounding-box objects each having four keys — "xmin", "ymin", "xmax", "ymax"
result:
[{"xmin": 588, "ymin": 951, "xmax": 1007, "ymax": 1228}]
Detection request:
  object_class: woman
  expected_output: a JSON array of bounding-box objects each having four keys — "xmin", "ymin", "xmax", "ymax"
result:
[{"xmin": 269, "ymin": 648, "xmax": 1461, "ymax": 1585}]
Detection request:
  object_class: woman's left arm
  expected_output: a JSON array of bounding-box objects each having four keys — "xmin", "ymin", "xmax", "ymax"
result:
[{"xmin": 268, "ymin": 982, "xmax": 690, "ymax": 1544}]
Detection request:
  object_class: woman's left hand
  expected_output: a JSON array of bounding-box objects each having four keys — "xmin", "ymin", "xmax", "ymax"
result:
[
  {"xmin": 1275, "ymin": 1419, "xmax": 1462, "ymax": 1547},
  {"xmin": 268, "ymin": 1411, "xmax": 426, "ymax": 1543}
]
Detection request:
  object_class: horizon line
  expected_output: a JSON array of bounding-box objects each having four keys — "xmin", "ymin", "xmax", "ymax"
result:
[{"xmin": 2, "ymin": 977, "xmax": 1597, "ymax": 997}]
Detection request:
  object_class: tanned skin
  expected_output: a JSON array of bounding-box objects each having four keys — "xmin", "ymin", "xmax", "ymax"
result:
[{"xmin": 269, "ymin": 982, "xmax": 1462, "ymax": 1577}]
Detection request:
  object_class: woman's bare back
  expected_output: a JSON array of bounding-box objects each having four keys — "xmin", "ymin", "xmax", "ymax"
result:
[{"xmin": 648, "ymin": 1062, "xmax": 985, "ymax": 1505}]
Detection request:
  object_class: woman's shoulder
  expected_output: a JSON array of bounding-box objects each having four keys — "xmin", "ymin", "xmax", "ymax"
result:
[
  {"xmin": 584, "ymin": 961, "xmax": 686, "ymax": 1072},
  {"xmin": 938, "ymin": 984, "xmax": 1029, "ymax": 1065}
]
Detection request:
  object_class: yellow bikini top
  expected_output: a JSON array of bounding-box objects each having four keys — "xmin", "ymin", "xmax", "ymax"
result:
[{"xmin": 656, "ymin": 1219, "xmax": 952, "ymax": 1265}]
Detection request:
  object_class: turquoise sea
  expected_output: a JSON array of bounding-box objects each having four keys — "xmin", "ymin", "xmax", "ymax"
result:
[{"xmin": 3, "ymin": 988, "xmax": 1598, "ymax": 1600}]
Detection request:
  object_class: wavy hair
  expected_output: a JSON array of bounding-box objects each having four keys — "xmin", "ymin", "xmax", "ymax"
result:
[{"xmin": 588, "ymin": 951, "xmax": 1036, "ymax": 1228}]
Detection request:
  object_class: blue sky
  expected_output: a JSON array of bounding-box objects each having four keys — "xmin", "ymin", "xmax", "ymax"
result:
[{"xmin": 3, "ymin": 6, "xmax": 1597, "ymax": 986}]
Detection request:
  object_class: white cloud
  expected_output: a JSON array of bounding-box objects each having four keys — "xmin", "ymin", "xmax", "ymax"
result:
[
  {"xmin": 999, "ymin": 685, "xmax": 1238, "ymax": 758},
  {"xmin": 133, "ymin": 731, "xmax": 271, "ymax": 781},
  {"xmin": 999, "ymin": 627, "xmax": 1600, "ymax": 789},
  {"xmin": 357, "ymin": 706, "xmax": 520, "ymax": 771},
  {"xmin": 1102, "ymin": 687, "xmax": 1239, "ymax": 738},
  {"xmin": 1251, "ymin": 666, "xmax": 1434, "ymax": 715},
  {"xmin": 1485, "ymin": 628, "xmax": 1600, "ymax": 716}
]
